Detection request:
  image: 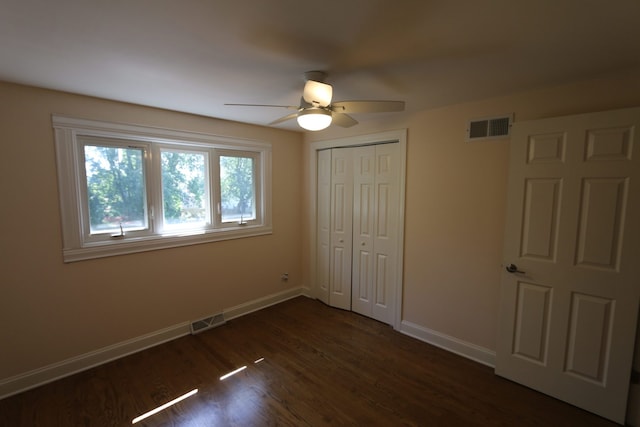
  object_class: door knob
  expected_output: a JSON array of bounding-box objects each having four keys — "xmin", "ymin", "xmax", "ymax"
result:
[{"xmin": 505, "ymin": 263, "xmax": 525, "ymax": 274}]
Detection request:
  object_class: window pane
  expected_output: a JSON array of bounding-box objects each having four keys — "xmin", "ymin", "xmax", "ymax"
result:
[
  {"xmin": 220, "ymin": 155, "xmax": 255, "ymax": 222},
  {"xmin": 84, "ymin": 144, "xmax": 147, "ymax": 234},
  {"xmin": 161, "ymin": 150, "xmax": 208, "ymax": 229}
]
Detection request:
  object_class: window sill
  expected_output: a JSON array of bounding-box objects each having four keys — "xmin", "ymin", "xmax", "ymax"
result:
[{"xmin": 62, "ymin": 225, "xmax": 272, "ymax": 262}]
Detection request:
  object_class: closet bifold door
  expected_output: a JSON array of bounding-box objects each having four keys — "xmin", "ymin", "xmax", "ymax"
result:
[
  {"xmin": 328, "ymin": 148, "xmax": 353, "ymax": 310},
  {"xmin": 316, "ymin": 149, "xmax": 331, "ymax": 305},
  {"xmin": 352, "ymin": 144, "xmax": 400, "ymax": 324},
  {"xmin": 351, "ymin": 146, "xmax": 376, "ymax": 317}
]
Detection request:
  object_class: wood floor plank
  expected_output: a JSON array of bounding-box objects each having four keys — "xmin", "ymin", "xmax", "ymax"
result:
[{"xmin": 0, "ymin": 296, "xmax": 618, "ymax": 426}]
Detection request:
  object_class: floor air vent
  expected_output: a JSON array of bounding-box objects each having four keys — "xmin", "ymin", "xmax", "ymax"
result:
[
  {"xmin": 467, "ymin": 114, "xmax": 512, "ymax": 141},
  {"xmin": 190, "ymin": 313, "xmax": 226, "ymax": 334}
]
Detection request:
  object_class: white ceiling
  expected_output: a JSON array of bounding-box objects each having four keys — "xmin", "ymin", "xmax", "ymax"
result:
[{"xmin": 2, "ymin": 0, "xmax": 640, "ymax": 131}]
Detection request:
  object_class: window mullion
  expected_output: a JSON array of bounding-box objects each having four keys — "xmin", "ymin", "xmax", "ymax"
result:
[
  {"xmin": 75, "ymin": 138, "xmax": 93, "ymax": 242},
  {"xmin": 211, "ymin": 149, "xmax": 222, "ymax": 228},
  {"xmin": 148, "ymin": 144, "xmax": 163, "ymax": 234},
  {"xmin": 252, "ymin": 151, "xmax": 262, "ymax": 225}
]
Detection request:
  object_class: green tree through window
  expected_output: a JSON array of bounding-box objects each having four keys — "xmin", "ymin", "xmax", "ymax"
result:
[
  {"xmin": 84, "ymin": 145, "xmax": 146, "ymax": 233},
  {"xmin": 220, "ymin": 155, "xmax": 255, "ymax": 222},
  {"xmin": 161, "ymin": 150, "xmax": 207, "ymax": 228}
]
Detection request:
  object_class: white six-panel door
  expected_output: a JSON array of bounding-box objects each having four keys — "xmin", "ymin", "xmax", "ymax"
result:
[{"xmin": 496, "ymin": 107, "xmax": 640, "ymax": 424}]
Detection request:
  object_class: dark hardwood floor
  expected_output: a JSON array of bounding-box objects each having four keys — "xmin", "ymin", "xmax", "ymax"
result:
[{"xmin": 0, "ymin": 296, "xmax": 617, "ymax": 426}]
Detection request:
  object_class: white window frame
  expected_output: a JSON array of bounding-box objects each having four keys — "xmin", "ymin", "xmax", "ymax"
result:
[
  {"xmin": 215, "ymin": 149, "xmax": 262, "ymax": 227},
  {"xmin": 53, "ymin": 115, "xmax": 272, "ymax": 262},
  {"xmin": 154, "ymin": 144, "xmax": 212, "ymax": 234},
  {"xmin": 78, "ymin": 136, "xmax": 154, "ymax": 242}
]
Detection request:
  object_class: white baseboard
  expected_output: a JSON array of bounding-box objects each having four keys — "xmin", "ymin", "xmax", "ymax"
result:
[
  {"xmin": 0, "ymin": 322, "xmax": 190, "ymax": 400},
  {"xmin": 0, "ymin": 286, "xmax": 307, "ymax": 400},
  {"xmin": 299, "ymin": 286, "xmax": 313, "ymax": 298},
  {"xmin": 399, "ymin": 320, "xmax": 496, "ymax": 368},
  {"xmin": 223, "ymin": 286, "xmax": 308, "ymax": 320},
  {"xmin": 1, "ymin": 289, "xmax": 493, "ymax": 401}
]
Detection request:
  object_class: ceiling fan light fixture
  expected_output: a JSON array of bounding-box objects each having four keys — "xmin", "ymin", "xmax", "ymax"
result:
[{"xmin": 297, "ymin": 108, "xmax": 332, "ymax": 131}]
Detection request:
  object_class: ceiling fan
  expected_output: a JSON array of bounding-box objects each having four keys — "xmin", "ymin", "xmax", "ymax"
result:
[{"xmin": 225, "ymin": 71, "xmax": 405, "ymax": 131}]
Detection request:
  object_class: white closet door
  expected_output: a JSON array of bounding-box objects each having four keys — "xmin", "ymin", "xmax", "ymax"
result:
[
  {"xmin": 316, "ymin": 149, "xmax": 331, "ymax": 305},
  {"xmin": 352, "ymin": 143, "xmax": 401, "ymax": 324},
  {"xmin": 370, "ymin": 143, "xmax": 400, "ymax": 324},
  {"xmin": 352, "ymin": 146, "xmax": 376, "ymax": 316},
  {"xmin": 329, "ymin": 148, "xmax": 353, "ymax": 310}
]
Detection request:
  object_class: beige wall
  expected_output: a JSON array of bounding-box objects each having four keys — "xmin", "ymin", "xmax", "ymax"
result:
[
  {"xmin": 304, "ymin": 67, "xmax": 640, "ymax": 352},
  {"xmin": 0, "ymin": 82, "xmax": 304, "ymax": 380},
  {"xmin": 3, "ymin": 66, "xmax": 640, "ymax": 387}
]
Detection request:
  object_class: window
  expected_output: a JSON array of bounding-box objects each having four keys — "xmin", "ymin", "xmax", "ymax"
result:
[
  {"xmin": 84, "ymin": 141, "xmax": 149, "ymax": 235},
  {"xmin": 53, "ymin": 116, "xmax": 272, "ymax": 262},
  {"xmin": 218, "ymin": 151, "xmax": 258, "ymax": 224},
  {"xmin": 160, "ymin": 148, "xmax": 208, "ymax": 231}
]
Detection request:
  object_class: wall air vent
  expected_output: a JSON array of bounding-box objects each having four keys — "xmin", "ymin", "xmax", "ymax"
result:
[
  {"xmin": 190, "ymin": 313, "xmax": 226, "ymax": 334},
  {"xmin": 466, "ymin": 114, "xmax": 513, "ymax": 141}
]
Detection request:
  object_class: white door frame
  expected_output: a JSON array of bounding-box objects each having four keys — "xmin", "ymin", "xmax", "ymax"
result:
[{"xmin": 308, "ymin": 129, "xmax": 407, "ymax": 330}]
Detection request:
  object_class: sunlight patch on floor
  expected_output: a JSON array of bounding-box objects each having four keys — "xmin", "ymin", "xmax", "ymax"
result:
[
  {"xmin": 131, "ymin": 357, "xmax": 266, "ymax": 423},
  {"xmin": 220, "ymin": 365, "xmax": 247, "ymax": 380},
  {"xmin": 132, "ymin": 388, "xmax": 198, "ymax": 424}
]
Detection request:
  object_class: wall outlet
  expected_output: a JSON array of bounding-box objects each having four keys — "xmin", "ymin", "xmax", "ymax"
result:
[{"xmin": 281, "ymin": 273, "xmax": 289, "ymax": 281}]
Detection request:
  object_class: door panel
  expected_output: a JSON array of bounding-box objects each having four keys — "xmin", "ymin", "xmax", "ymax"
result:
[
  {"xmin": 520, "ymin": 178, "xmax": 561, "ymax": 260},
  {"xmin": 375, "ymin": 253, "xmax": 388, "ymax": 306},
  {"xmin": 331, "ymin": 247, "xmax": 346, "ymax": 293},
  {"xmin": 356, "ymin": 251, "xmax": 371, "ymax": 301},
  {"xmin": 496, "ymin": 107, "xmax": 640, "ymax": 424},
  {"xmin": 565, "ymin": 292, "xmax": 612, "ymax": 384},
  {"xmin": 575, "ymin": 177, "xmax": 627, "ymax": 269},
  {"xmin": 512, "ymin": 281, "xmax": 552, "ymax": 364}
]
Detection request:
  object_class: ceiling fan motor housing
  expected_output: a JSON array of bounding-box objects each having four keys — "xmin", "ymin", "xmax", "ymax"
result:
[{"xmin": 303, "ymin": 80, "xmax": 333, "ymax": 107}]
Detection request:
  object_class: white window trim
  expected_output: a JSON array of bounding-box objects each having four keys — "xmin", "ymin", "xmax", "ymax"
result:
[{"xmin": 52, "ymin": 115, "xmax": 272, "ymax": 262}]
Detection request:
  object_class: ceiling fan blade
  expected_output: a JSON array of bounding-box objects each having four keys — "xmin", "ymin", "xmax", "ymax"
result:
[
  {"xmin": 269, "ymin": 112, "xmax": 299, "ymax": 126},
  {"xmin": 331, "ymin": 100, "xmax": 405, "ymax": 114},
  {"xmin": 225, "ymin": 103, "xmax": 299, "ymax": 110},
  {"xmin": 331, "ymin": 112, "xmax": 358, "ymax": 128}
]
